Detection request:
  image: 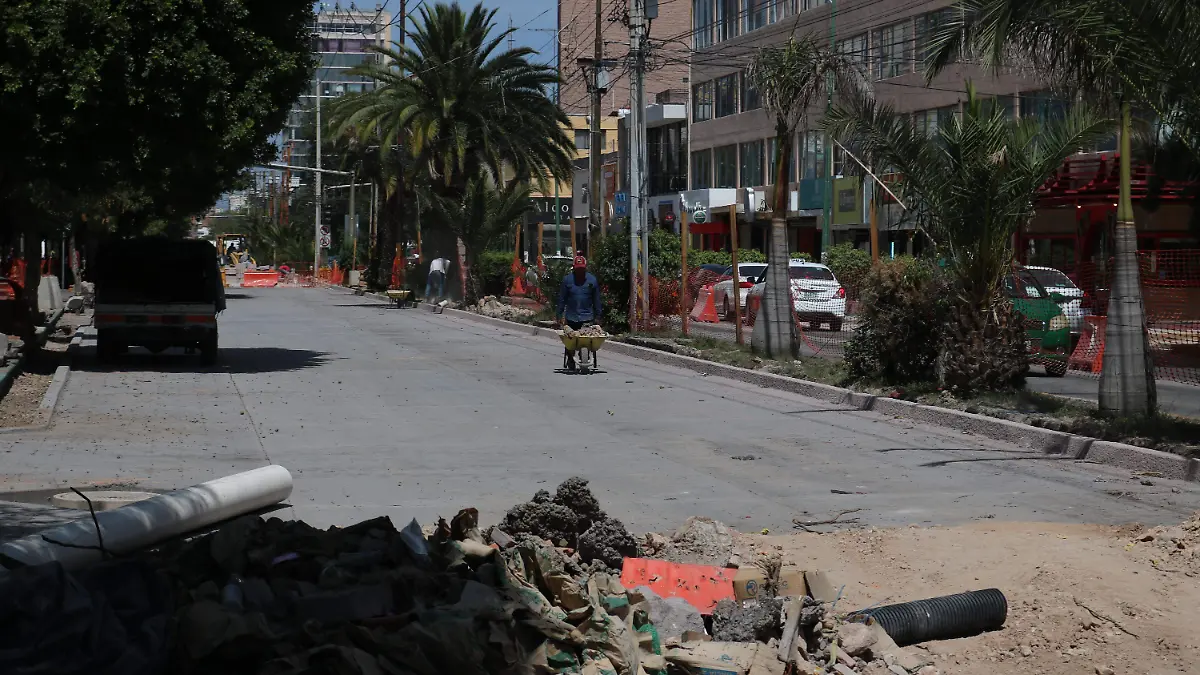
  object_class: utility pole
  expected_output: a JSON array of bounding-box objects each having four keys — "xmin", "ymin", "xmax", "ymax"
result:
[
  {"xmin": 822, "ymin": 0, "xmax": 837, "ymax": 258},
  {"xmin": 590, "ymin": 0, "xmax": 604, "ymax": 250},
  {"xmin": 314, "ymin": 78, "xmax": 322, "ymax": 276},
  {"xmin": 349, "ymin": 170, "xmax": 357, "ymax": 265},
  {"xmin": 628, "ymin": 0, "xmax": 648, "ymax": 329}
]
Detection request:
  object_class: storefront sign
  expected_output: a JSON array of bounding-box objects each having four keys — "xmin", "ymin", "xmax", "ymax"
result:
[{"xmin": 832, "ymin": 176, "xmax": 863, "ymax": 226}]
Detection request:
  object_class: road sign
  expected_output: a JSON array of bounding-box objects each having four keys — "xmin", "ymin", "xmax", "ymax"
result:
[
  {"xmin": 319, "ymin": 235, "xmax": 331, "ymax": 249},
  {"xmin": 614, "ymin": 191, "xmax": 629, "ymax": 217},
  {"xmin": 319, "ymin": 224, "xmax": 330, "ymax": 237}
]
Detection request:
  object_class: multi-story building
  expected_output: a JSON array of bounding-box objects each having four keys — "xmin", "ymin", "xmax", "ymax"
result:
[
  {"xmin": 556, "ymin": 0, "xmax": 691, "ymax": 117},
  {"xmin": 684, "ymin": 1, "xmax": 1197, "ymax": 267},
  {"xmin": 284, "ymin": 5, "xmax": 391, "ymax": 165},
  {"xmin": 685, "ymin": 0, "xmax": 1052, "ymax": 257}
]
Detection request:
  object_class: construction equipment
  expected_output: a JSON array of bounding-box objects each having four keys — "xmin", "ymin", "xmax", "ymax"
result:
[{"xmin": 559, "ymin": 327, "xmax": 607, "ymax": 373}]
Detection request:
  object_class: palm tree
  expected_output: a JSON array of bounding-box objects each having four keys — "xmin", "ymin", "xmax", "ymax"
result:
[
  {"xmin": 427, "ymin": 177, "xmax": 532, "ymax": 304},
  {"xmin": 924, "ymin": 0, "xmax": 1200, "ymax": 413},
  {"xmin": 825, "ymin": 85, "xmax": 1113, "ymax": 392},
  {"xmin": 748, "ymin": 35, "xmax": 866, "ymax": 358},
  {"xmin": 331, "ymin": 2, "xmax": 572, "ymax": 290}
]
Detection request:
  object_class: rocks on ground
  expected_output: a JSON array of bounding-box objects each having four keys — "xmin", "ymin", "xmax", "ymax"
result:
[
  {"xmin": 500, "ymin": 477, "xmax": 638, "ymax": 568},
  {"xmin": 473, "ymin": 295, "xmax": 534, "ymax": 321},
  {"xmin": 711, "ymin": 596, "xmax": 784, "ymax": 642}
]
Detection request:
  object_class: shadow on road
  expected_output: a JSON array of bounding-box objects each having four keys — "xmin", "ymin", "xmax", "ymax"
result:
[
  {"xmin": 223, "ymin": 292, "xmax": 252, "ymax": 300},
  {"xmin": 74, "ymin": 347, "xmax": 332, "ymax": 374},
  {"xmin": 331, "ymin": 303, "xmax": 400, "ymax": 308}
]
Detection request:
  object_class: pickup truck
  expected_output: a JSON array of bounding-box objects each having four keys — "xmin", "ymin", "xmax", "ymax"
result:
[{"xmin": 93, "ymin": 238, "xmax": 225, "ymax": 365}]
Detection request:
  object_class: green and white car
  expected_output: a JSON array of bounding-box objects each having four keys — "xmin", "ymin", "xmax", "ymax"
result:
[{"xmin": 1004, "ymin": 266, "xmax": 1072, "ymax": 376}]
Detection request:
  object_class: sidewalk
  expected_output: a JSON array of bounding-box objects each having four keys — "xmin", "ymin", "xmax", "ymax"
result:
[{"xmin": 1027, "ymin": 372, "xmax": 1200, "ymax": 419}]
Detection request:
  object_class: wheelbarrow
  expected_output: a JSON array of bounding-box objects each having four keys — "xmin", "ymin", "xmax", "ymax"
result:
[
  {"xmin": 385, "ymin": 289, "xmax": 413, "ymax": 308},
  {"xmin": 559, "ymin": 329, "xmax": 607, "ymax": 373}
]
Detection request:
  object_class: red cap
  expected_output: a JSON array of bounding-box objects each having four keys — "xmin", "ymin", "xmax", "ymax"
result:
[{"xmin": 573, "ymin": 255, "xmax": 587, "ymax": 269}]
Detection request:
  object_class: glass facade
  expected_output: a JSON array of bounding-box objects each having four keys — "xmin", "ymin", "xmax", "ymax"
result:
[
  {"xmin": 765, "ymin": 136, "xmax": 797, "ymax": 185},
  {"xmin": 741, "ymin": 71, "xmax": 761, "ymax": 112},
  {"xmin": 715, "ymin": 74, "xmax": 738, "ymax": 118},
  {"xmin": 692, "ymin": 149, "xmax": 713, "ymax": 189},
  {"xmin": 693, "ymin": 0, "xmax": 714, "ymax": 49},
  {"xmin": 693, "ymin": 81, "xmax": 714, "ymax": 122},
  {"xmin": 715, "ymin": 145, "xmax": 738, "ymax": 188},
  {"xmin": 740, "ymin": 140, "xmax": 765, "ymax": 187},
  {"xmin": 649, "ymin": 122, "xmax": 689, "ymax": 195},
  {"xmin": 873, "ymin": 21, "xmax": 913, "ymax": 80}
]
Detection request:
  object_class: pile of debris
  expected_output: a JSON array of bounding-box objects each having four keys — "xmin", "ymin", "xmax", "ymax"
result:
[
  {"xmin": 1, "ymin": 477, "xmax": 1005, "ymax": 675},
  {"xmin": 474, "ymin": 296, "xmax": 535, "ymax": 321},
  {"xmin": 561, "ymin": 325, "xmax": 608, "ymax": 339},
  {"xmin": 1130, "ymin": 512, "xmax": 1200, "ymax": 574}
]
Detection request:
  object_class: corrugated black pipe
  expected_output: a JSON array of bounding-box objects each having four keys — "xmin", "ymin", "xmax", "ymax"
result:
[{"xmin": 852, "ymin": 588, "xmax": 1008, "ymax": 646}]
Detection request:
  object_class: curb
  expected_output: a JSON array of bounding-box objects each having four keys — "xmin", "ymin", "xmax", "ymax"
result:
[
  {"xmin": 0, "ymin": 320, "xmax": 79, "ymax": 435},
  {"xmin": 418, "ymin": 302, "xmax": 1199, "ymax": 483}
]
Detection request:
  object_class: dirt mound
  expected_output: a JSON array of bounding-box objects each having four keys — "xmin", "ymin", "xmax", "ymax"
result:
[
  {"xmin": 500, "ymin": 477, "xmax": 635, "ymax": 566},
  {"xmin": 554, "ymin": 476, "xmax": 607, "ymax": 531},
  {"xmin": 499, "ymin": 501, "xmax": 578, "ymax": 546},
  {"xmin": 1129, "ymin": 511, "xmax": 1200, "ymax": 573},
  {"xmin": 578, "ymin": 518, "xmax": 638, "ymax": 569}
]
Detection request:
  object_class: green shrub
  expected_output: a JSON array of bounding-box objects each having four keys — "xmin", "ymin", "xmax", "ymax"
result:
[
  {"xmin": 844, "ymin": 257, "xmax": 950, "ymax": 384},
  {"xmin": 789, "ymin": 251, "xmax": 812, "ymax": 261},
  {"xmin": 824, "ymin": 242, "xmax": 872, "ymax": 298},
  {"xmin": 736, "ymin": 248, "xmax": 767, "ymax": 263},
  {"xmin": 688, "ymin": 249, "xmax": 730, "ymax": 269},
  {"xmin": 474, "ymin": 250, "xmax": 514, "ymax": 297}
]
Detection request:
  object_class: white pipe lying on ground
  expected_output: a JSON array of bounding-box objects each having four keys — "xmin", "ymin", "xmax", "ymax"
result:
[{"xmin": 0, "ymin": 465, "xmax": 293, "ymax": 570}]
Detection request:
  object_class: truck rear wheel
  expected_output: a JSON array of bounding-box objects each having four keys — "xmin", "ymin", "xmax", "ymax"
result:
[
  {"xmin": 96, "ymin": 330, "xmax": 119, "ymax": 364},
  {"xmin": 199, "ymin": 332, "xmax": 218, "ymax": 366}
]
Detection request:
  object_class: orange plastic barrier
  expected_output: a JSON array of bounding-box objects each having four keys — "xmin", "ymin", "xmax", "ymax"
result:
[
  {"xmin": 689, "ymin": 283, "xmax": 719, "ymax": 323},
  {"xmin": 241, "ymin": 271, "xmax": 280, "ymax": 288},
  {"xmin": 620, "ymin": 558, "xmax": 735, "ymax": 614},
  {"xmin": 1068, "ymin": 315, "xmax": 1106, "ymax": 373}
]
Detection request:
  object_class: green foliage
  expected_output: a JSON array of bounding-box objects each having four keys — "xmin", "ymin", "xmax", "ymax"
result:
[
  {"xmin": 687, "ymin": 248, "xmax": 766, "ymax": 269},
  {"xmin": 790, "ymin": 252, "xmax": 813, "ymax": 261},
  {"xmin": 845, "ymin": 257, "xmax": 950, "ymax": 384},
  {"xmin": 475, "ymin": 250, "xmax": 515, "ymax": 297},
  {"xmin": 823, "ymin": 243, "xmax": 872, "ymax": 298},
  {"xmin": 425, "ymin": 178, "xmax": 530, "ymax": 303}
]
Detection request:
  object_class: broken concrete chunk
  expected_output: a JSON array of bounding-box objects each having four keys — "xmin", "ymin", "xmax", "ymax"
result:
[
  {"xmin": 804, "ymin": 570, "xmax": 838, "ymax": 603},
  {"xmin": 578, "ymin": 518, "xmax": 639, "ymax": 569},
  {"xmin": 636, "ymin": 585, "xmax": 706, "ymax": 644},
  {"xmin": 711, "ymin": 598, "xmax": 784, "ymax": 643},
  {"xmin": 838, "ymin": 622, "xmax": 878, "ymax": 657}
]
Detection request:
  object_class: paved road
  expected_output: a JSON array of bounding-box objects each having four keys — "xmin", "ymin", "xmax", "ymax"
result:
[{"xmin": 2, "ymin": 287, "xmax": 1198, "ymax": 536}]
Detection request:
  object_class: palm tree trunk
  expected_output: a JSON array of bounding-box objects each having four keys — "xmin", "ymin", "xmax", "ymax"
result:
[
  {"xmin": 752, "ymin": 124, "xmax": 798, "ymax": 358},
  {"xmin": 375, "ymin": 182, "xmax": 398, "ymax": 290},
  {"xmin": 1099, "ymin": 100, "xmax": 1157, "ymax": 416}
]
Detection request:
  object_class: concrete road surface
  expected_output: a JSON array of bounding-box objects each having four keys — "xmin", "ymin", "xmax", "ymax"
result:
[{"xmin": 2, "ymin": 287, "xmax": 1198, "ymax": 536}]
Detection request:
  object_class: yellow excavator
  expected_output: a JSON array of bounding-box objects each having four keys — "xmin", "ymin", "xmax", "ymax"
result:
[{"xmin": 216, "ymin": 234, "xmax": 255, "ymax": 268}]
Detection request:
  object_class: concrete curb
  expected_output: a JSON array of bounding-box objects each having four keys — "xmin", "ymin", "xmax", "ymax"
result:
[
  {"xmin": 416, "ymin": 302, "xmax": 1198, "ymax": 483},
  {"xmin": 0, "ymin": 317, "xmax": 78, "ymax": 434}
]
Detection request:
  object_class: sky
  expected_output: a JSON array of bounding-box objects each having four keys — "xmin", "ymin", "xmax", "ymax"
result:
[{"xmin": 320, "ymin": 0, "xmax": 559, "ymax": 63}]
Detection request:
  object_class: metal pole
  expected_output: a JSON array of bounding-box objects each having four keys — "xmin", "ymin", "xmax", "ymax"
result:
[
  {"xmin": 680, "ymin": 204, "xmax": 689, "ymax": 336},
  {"xmin": 590, "ymin": 0, "xmax": 603, "ymax": 247},
  {"xmin": 822, "ymin": 0, "xmax": 837, "ymax": 258},
  {"xmin": 869, "ymin": 181, "xmax": 879, "ymax": 265},
  {"xmin": 730, "ymin": 204, "xmax": 743, "ymax": 345},
  {"xmin": 629, "ymin": 0, "xmax": 648, "ymax": 330},
  {"xmin": 314, "ymin": 79, "xmax": 322, "ymax": 275},
  {"xmin": 349, "ymin": 171, "xmax": 357, "ymax": 268},
  {"xmin": 555, "ymin": 190, "xmax": 562, "ymax": 255}
]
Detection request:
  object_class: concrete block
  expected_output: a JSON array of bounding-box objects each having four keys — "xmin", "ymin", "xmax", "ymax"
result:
[
  {"xmin": 37, "ymin": 276, "xmax": 64, "ymax": 314},
  {"xmin": 1084, "ymin": 441, "xmax": 1192, "ymax": 481}
]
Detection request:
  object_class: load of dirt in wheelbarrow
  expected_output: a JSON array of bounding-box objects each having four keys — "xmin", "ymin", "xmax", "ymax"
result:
[{"xmin": 561, "ymin": 324, "xmax": 607, "ymax": 338}]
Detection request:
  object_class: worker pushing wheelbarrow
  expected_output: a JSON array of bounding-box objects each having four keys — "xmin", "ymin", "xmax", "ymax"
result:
[{"xmin": 556, "ymin": 255, "xmax": 605, "ymax": 373}]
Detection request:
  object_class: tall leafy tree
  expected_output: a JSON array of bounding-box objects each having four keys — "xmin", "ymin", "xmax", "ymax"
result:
[
  {"xmin": 427, "ymin": 178, "xmax": 532, "ymax": 304},
  {"xmin": 0, "ymin": 0, "xmax": 313, "ymax": 326},
  {"xmin": 331, "ymin": 2, "xmax": 573, "ymax": 288},
  {"xmin": 925, "ymin": 0, "xmax": 1200, "ymax": 413},
  {"xmin": 749, "ymin": 35, "xmax": 865, "ymax": 358},
  {"xmin": 826, "ymin": 86, "xmax": 1113, "ymax": 392}
]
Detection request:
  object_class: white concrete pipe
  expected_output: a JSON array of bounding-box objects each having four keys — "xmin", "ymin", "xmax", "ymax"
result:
[{"xmin": 0, "ymin": 465, "xmax": 292, "ymax": 570}]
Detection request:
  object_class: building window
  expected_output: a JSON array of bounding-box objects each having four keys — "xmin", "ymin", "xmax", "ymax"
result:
[
  {"xmin": 717, "ymin": 0, "xmax": 739, "ymax": 42},
  {"xmin": 979, "ymin": 95, "xmax": 1015, "ymax": 119},
  {"xmin": 741, "ymin": 71, "xmax": 761, "ymax": 112},
  {"xmin": 766, "ymin": 136, "xmax": 797, "ymax": 185},
  {"xmin": 574, "ymin": 130, "xmax": 590, "ymax": 149},
  {"xmin": 746, "ymin": 0, "xmax": 769, "ymax": 32},
  {"xmin": 913, "ymin": 106, "xmax": 957, "ymax": 137},
  {"xmin": 693, "ymin": 81, "xmax": 714, "ymax": 122},
  {"xmin": 740, "ymin": 140, "xmax": 765, "ymax": 187},
  {"xmin": 692, "ymin": 149, "xmax": 713, "ymax": 189},
  {"xmin": 715, "ymin": 74, "xmax": 738, "ymax": 118},
  {"xmin": 873, "ymin": 20, "xmax": 913, "ymax": 80},
  {"xmin": 649, "ymin": 122, "xmax": 689, "ymax": 195},
  {"xmin": 836, "ymin": 33, "xmax": 868, "ymax": 72},
  {"xmin": 799, "ymin": 131, "xmax": 824, "ymax": 180},
  {"xmin": 770, "ymin": 0, "xmax": 791, "ymax": 23},
  {"xmin": 1019, "ymin": 90, "xmax": 1068, "ymax": 124},
  {"xmin": 915, "ymin": 8, "xmax": 958, "ymax": 66},
  {"xmin": 801, "ymin": 0, "xmax": 829, "ymax": 10},
  {"xmin": 693, "ymin": 0, "xmax": 714, "ymax": 50},
  {"xmin": 715, "ymin": 145, "xmax": 738, "ymax": 188}
]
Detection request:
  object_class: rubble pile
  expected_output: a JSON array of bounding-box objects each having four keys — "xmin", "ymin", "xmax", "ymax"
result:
[
  {"xmin": 561, "ymin": 325, "xmax": 608, "ymax": 338},
  {"xmin": 475, "ymin": 296, "xmax": 535, "ymax": 321},
  {"xmin": 1130, "ymin": 512, "xmax": 1200, "ymax": 573},
  {"xmin": 500, "ymin": 477, "xmax": 637, "ymax": 568}
]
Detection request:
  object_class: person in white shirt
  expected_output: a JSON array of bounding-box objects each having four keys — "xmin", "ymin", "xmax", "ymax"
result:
[{"xmin": 425, "ymin": 257, "xmax": 449, "ymax": 301}]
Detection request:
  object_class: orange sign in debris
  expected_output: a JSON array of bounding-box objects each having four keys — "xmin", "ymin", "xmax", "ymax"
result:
[{"xmin": 620, "ymin": 557, "xmax": 735, "ymax": 614}]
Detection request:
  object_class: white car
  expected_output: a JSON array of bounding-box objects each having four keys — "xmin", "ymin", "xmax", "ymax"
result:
[
  {"xmin": 711, "ymin": 262, "xmax": 767, "ymax": 320},
  {"xmin": 746, "ymin": 261, "xmax": 847, "ymax": 330},
  {"xmin": 1024, "ymin": 265, "xmax": 1089, "ymax": 335}
]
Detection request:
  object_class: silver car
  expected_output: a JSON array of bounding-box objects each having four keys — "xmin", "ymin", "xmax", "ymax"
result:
[
  {"xmin": 711, "ymin": 262, "xmax": 767, "ymax": 320},
  {"xmin": 1025, "ymin": 265, "xmax": 1089, "ymax": 335}
]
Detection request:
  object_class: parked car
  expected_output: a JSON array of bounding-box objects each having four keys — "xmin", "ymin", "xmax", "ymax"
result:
[
  {"xmin": 745, "ymin": 261, "xmax": 847, "ymax": 330},
  {"xmin": 711, "ymin": 262, "xmax": 768, "ymax": 319},
  {"xmin": 1024, "ymin": 265, "xmax": 1090, "ymax": 338},
  {"xmin": 1004, "ymin": 266, "xmax": 1072, "ymax": 376}
]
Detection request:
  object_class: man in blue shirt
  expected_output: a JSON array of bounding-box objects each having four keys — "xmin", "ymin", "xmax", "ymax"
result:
[{"xmin": 556, "ymin": 255, "xmax": 602, "ymax": 370}]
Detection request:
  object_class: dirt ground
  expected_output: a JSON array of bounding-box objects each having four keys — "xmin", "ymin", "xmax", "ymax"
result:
[
  {"xmin": 739, "ymin": 514, "xmax": 1200, "ymax": 675},
  {"xmin": 0, "ymin": 312, "xmax": 89, "ymax": 428}
]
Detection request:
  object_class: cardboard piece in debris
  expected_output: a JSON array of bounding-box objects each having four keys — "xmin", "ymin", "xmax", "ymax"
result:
[
  {"xmin": 731, "ymin": 565, "xmax": 807, "ymax": 601},
  {"xmin": 665, "ymin": 641, "xmax": 785, "ymax": 675}
]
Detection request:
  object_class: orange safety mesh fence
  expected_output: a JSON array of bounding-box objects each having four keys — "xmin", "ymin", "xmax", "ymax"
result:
[
  {"xmin": 642, "ymin": 263, "xmax": 736, "ymax": 334},
  {"xmin": 1073, "ymin": 249, "xmax": 1200, "ymax": 385}
]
